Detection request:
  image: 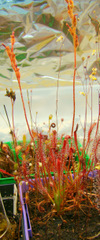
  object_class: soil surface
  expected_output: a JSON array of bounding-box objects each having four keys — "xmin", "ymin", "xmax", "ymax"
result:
[
  {"xmin": 27, "ymin": 191, "xmax": 100, "ymax": 240},
  {"xmin": 0, "ymin": 213, "xmax": 20, "ymax": 240}
]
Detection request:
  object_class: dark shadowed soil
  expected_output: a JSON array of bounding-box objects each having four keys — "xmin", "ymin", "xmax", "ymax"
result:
[{"xmin": 27, "ymin": 191, "xmax": 100, "ymax": 240}]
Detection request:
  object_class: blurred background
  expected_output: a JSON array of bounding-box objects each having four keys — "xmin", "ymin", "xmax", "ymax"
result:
[{"xmin": 0, "ymin": 0, "xmax": 100, "ymax": 141}]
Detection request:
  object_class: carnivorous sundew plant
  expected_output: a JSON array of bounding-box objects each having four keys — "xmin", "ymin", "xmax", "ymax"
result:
[{"xmin": 0, "ymin": 1, "xmax": 100, "ymax": 238}]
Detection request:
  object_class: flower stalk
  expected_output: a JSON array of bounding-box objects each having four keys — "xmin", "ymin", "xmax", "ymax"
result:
[
  {"xmin": 2, "ymin": 32, "xmax": 35, "ymax": 144},
  {"xmin": 65, "ymin": 0, "xmax": 79, "ymax": 136}
]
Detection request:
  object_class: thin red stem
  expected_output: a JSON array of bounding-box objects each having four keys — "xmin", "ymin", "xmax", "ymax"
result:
[{"xmin": 71, "ymin": 45, "xmax": 76, "ymax": 137}]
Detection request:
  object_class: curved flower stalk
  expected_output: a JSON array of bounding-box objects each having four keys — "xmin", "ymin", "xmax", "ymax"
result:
[
  {"xmin": 56, "ymin": 35, "xmax": 64, "ymax": 135},
  {"xmin": 2, "ymin": 32, "xmax": 35, "ymax": 144}
]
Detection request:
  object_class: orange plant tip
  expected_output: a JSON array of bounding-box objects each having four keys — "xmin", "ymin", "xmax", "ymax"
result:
[{"xmin": 2, "ymin": 43, "xmax": 6, "ymax": 48}]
